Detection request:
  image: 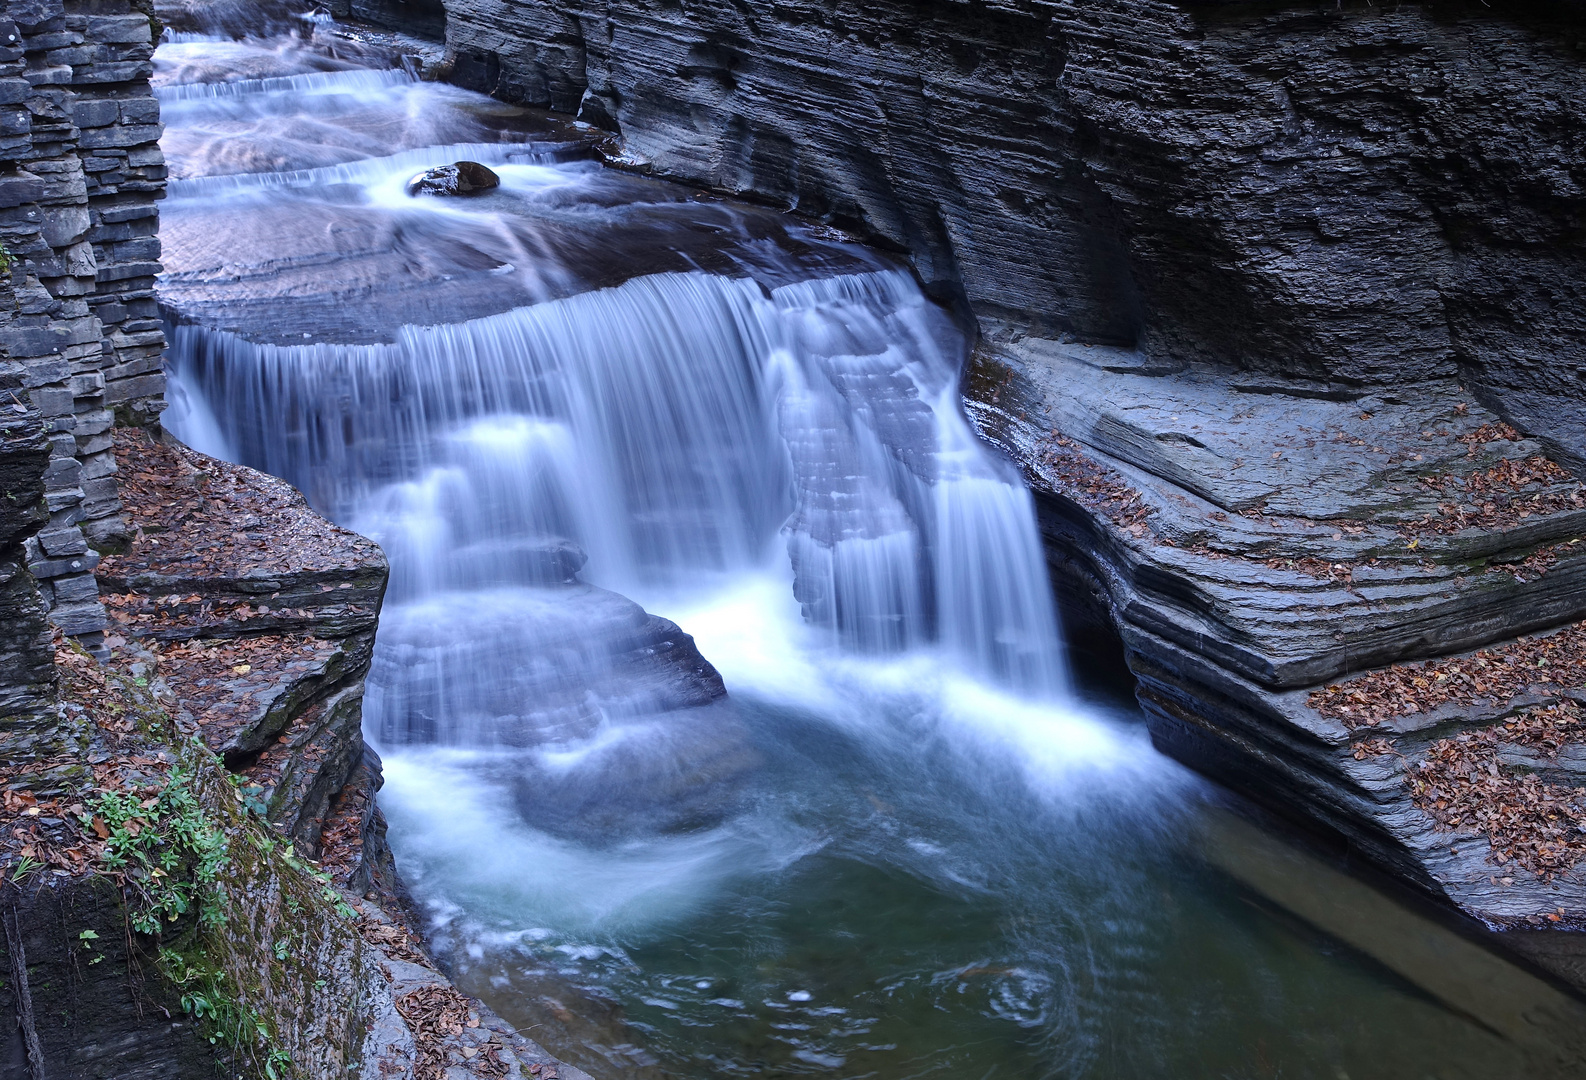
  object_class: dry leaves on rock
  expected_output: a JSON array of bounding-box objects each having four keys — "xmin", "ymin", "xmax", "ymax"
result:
[
  {"xmin": 1037, "ymin": 434, "xmax": 1155, "ymax": 535},
  {"xmin": 1309, "ymin": 620, "xmax": 1586, "ymax": 728},
  {"xmin": 395, "ymin": 984, "xmax": 501, "ymax": 1080},
  {"xmin": 1406, "ymin": 455, "xmax": 1583, "ymax": 536},
  {"xmin": 1409, "ymin": 702, "xmax": 1586, "ymax": 881},
  {"xmin": 1265, "ymin": 555, "xmax": 1355, "ymax": 583},
  {"xmin": 98, "ymin": 427, "xmax": 380, "ymax": 583},
  {"xmin": 318, "ymin": 767, "xmax": 374, "ymax": 887},
  {"xmin": 1457, "ymin": 422, "xmax": 1522, "ymax": 454},
  {"xmin": 144, "ymin": 630, "xmax": 340, "ymax": 752},
  {"xmin": 1350, "ymin": 738, "xmax": 1396, "ymax": 760},
  {"xmin": 1483, "ymin": 540, "xmax": 1579, "ymax": 583},
  {"xmin": 360, "ymin": 917, "xmax": 431, "ymax": 967}
]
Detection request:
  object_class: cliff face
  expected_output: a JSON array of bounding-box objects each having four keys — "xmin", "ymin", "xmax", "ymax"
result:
[
  {"xmin": 417, "ymin": 0, "xmax": 1586, "ymax": 977},
  {"xmin": 437, "ymin": 0, "xmax": 1586, "ymax": 470},
  {"xmin": 1, "ymin": 0, "xmax": 169, "ymax": 642}
]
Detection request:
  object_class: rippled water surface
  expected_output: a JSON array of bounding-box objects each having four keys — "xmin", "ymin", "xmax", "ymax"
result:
[{"xmin": 155, "ymin": 11, "xmax": 1586, "ymax": 1079}]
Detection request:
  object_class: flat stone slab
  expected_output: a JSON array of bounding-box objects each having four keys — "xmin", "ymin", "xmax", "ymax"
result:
[{"xmin": 97, "ymin": 427, "xmax": 387, "ymax": 639}]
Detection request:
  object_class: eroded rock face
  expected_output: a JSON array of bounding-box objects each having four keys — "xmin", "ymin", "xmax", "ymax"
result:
[
  {"xmin": 421, "ymin": 0, "xmax": 1586, "ymax": 980},
  {"xmin": 436, "ymin": 0, "xmax": 1586, "ymax": 470},
  {"xmin": 405, "ymin": 159, "xmax": 501, "ymax": 196},
  {"xmin": 95, "ymin": 427, "xmax": 390, "ymax": 856},
  {"xmin": 968, "ymin": 340, "xmax": 1586, "ymax": 985}
]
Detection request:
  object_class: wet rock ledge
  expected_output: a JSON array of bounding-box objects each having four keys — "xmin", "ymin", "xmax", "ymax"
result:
[
  {"xmin": 968, "ymin": 343, "xmax": 1586, "ymax": 988},
  {"xmin": 2, "ymin": 427, "xmax": 593, "ymax": 1080}
]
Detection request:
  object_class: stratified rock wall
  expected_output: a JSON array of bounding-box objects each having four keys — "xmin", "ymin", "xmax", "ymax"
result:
[
  {"xmin": 2, "ymin": 0, "xmax": 168, "ymax": 640},
  {"xmin": 437, "ymin": 0, "xmax": 1585, "ymax": 467},
  {"xmin": 0, "ymin": 405, "xmax": 54, "ymax": 763}
]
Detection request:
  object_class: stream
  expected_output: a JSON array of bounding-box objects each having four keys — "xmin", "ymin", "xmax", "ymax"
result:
[{"xmin": 153, "ymin": 10, "xmax": 1586, "ymax": 1079}]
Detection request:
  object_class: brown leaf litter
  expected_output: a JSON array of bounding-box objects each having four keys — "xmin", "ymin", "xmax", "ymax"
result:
[
  {"xmin": 395, "ymin": 984, "xmax": 507, "ymax": 1080},
  {"xmin": 1037, "ymin": 433, "xmax": 1155, "ymax": 535},
  {"xmin": 99, "ymin": 426, "xmax": 381, "ymax": 583},
  {"xmin": 1409, "ymin": 701, "xmax": 1586, "ymax": 884},
  {"xmin": 1309, "ymin": 620, "xmax": 1586, "ymax": 729},
  {"xmin": 1407, "ymin": 455, "xmax": 1583, "ymax": 536}
]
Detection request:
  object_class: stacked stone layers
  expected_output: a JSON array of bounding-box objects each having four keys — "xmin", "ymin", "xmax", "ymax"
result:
[
  {"xmin": 0, "ymin": 401, "xmax": 54, "ymax": 766},
  {"xmin": 432, "ymin": 0, "xmax": 1586, "ymax": 471},
  {"xmin": 1, "ymin": 0, "xmax": 166, "ymax": 640}
]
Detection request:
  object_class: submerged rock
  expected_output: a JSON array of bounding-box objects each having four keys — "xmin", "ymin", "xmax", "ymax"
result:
[{"xmin": 405, "ymin": 160, "xmax": 500, "ymax": 197}]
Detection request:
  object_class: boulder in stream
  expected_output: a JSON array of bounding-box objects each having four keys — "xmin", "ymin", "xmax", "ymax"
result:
[{"xmin": 405, "ymin": 160, "xmax": 500, "ymax": 197}]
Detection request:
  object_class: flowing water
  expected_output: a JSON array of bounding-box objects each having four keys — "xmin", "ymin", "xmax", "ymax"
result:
[{"xmin": 155, "ymin": 12, "xmax": 1586, "ymax": 1079}]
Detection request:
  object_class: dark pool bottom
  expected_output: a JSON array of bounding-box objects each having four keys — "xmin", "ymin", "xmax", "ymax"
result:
[{"xmin": 377, "ymin": 670, "xmax": 1586, "ymax": 1080}]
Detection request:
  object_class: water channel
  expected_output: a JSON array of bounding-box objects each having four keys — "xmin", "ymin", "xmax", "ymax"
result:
[{"xmin": 153, "ymin": 9, "xmax": 1586, "ymax": 1078}]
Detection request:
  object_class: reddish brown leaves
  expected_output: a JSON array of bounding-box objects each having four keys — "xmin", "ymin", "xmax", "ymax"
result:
[
  {"xmin": 1310, "ymin": 621, "xmax": 1586, "ymax": 729},
  {"xmin": 1037, "ymin": 433, "xmax": 1154, "ymax": 535},
  {"xmin": 394, "ymin": 984, "xmax": 503, "ymax": 1079},
  {"xmin": 1408, "ymin": 702, "xmax": 1586, "ymax": 881},
  {"xmin": 1457, "ymin": 422, "xmax": 1522, "ymax": 454},
  {"xmin": 98, "ymin": 427, "xmax": 377, "ymax": 584},
  {"xmin": 1265, "ymin": 556, "xmax": 1355, "ymax": 583},
  {"xmin": 1406, "ymin": 455, "xmax": 1583, "ymax": 536},
  {"xmin": 1350, "ymin": 738, "xmax": 1396, "ymax": 760},
  {"xmin": 359, "ymin": 918, "xmax": 431, "ymax": 968}
]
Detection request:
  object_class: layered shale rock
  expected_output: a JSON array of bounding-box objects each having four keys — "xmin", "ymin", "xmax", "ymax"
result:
[
  {"xmin": 0, "ymin": 406, "xmax": 56, "ymax": 764},
  {"xmin": 412, "ymin": 0, "xmax": 1586, "ymax": 976},
  {"xmin": 434, "ymin": 0, "xmax": 1586, "ymax": 469},
  {"xmin": 969, "ymin": 342, "xmax": 1586, "ymax": 983},
  {"xmin": 2, "ymin": 0, "xmax": 171, "ymax": 640}
]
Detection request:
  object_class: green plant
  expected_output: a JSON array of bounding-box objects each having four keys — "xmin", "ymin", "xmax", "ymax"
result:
[
  {"xmin": 238, "ymin": 783, "xmax": 271, "ymax": 819},
  {"xmin": 264, "ymin": 1048, "xmax": 293, "ymax": 1079},
  {"xmin": 160, "ymin": 948, "xmax": 295, "ymax": 1079},
  {"xmin": 86, "ymin": 766, "xmax": 229, "ymax": 934},
  {"xmin": 8, "ymin": 854, "xmax": 41, "ymax": 882}
]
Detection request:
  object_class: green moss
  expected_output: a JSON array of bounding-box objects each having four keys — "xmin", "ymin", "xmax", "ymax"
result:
[
  {"xmin": 158, "ymin": 946, "xmax": 294, "ymax": 1079},
  {"xmin": 72, "ymin": 666, "xmax": 370, "ymax": 1080}
]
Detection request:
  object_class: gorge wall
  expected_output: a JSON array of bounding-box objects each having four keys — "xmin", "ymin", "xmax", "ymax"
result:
[
  {"xmin": 1, "ymin": 0, "xmax": 168, "ymax": 644},
  {"xmin": 414, "ymin": 0, "xmax": 1586, "ymax": 978},
  {"xmin": 433, "ymin": 0, "xmax": 1586, "ymax": 471}
]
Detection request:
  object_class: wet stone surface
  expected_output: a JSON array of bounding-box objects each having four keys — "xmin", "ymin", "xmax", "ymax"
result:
[{"xmin": 407, "ymin": 160, "xmax": 501, "ymax": 196}]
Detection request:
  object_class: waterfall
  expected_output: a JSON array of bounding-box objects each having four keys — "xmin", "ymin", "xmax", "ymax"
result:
[
  {"xmin": 154, "ymin": 67, "xmax": 417, "ymax": 101},
  {"xmin": 147, "ymin": 29, "xmax": 1586, "ymax": 1080},
  {"xmin": 165, "ymin": 143, "xmax": 562, "ymax": 198},
  {"xmin": 167, "ymin": 264, "xmax": 1066, "ymax": 699}
]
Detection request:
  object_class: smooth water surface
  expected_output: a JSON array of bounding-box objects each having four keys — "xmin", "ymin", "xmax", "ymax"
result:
[{"xmin": 155, "ymin": 11, "xmax": 1586, "ymax": 1079}]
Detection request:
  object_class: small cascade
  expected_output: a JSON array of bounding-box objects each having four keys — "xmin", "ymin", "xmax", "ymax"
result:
[
  {"xmin": 154, "ymin": 66, "xmax": 416, "ymax": 101},
  {"xmin": 169, "ymin": 264, "xmax": 1066, "ymax": 695},
  {"xmin": 165, "ymin": 142, "xmax": 555, "ymax": 198}
]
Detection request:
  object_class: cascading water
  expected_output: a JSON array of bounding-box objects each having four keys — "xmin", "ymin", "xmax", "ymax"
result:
[
  {"xmin": 169, "ymin": 266, "xmax": 1063, "ymax": 692},
  {"xmin": 154, "ymin": 11, "xmax": 1585, "ymax": 1079}
]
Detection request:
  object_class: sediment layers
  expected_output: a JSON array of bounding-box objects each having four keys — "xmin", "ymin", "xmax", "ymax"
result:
[{"xmin": 420, "ymin": 0, "xmax": 1586, "ymax": 976}]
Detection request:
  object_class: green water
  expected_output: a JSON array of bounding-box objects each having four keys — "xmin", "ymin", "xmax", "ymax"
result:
[{"xmin": 379, "ymin": 621, "xmax": 1586, "ymax": 1080}]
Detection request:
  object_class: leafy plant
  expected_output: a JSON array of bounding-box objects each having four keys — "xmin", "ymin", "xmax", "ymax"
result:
[
  {"xmin": 87, "ymin": 766, "xmax": 229, "ymax": 935},
  {"xmin": 160, "ymin": 948, "xmax": 296, "ymax": 1079},
  {"xmin": 8, "ymin": 854, "xmax": 41, "ymax": 883}
]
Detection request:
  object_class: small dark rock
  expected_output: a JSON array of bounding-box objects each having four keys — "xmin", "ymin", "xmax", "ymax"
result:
[{"xmin": 405, "ymin": 160, "xmax": 500, "ymax": 197}]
